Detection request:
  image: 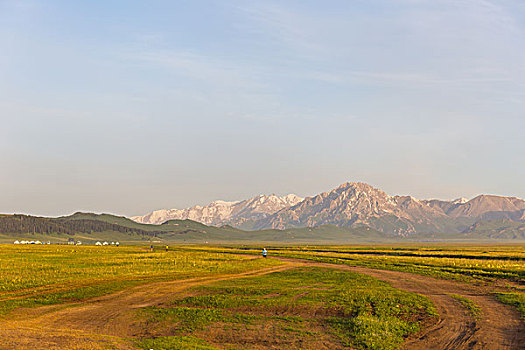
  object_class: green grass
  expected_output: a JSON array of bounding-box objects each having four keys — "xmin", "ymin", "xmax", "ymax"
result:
[
  {"xmin": 184, "ymin": 245, "xmax": 525, "ymax": 283},
  {"xmin": 328, "ymin": 314, "xmax": 418, "ymax": 350},
  {"xmin": 175, "ymin": 244, "xmax": 525, "ymax": 324},
  {"xmin": 494, "ymin": 292, "xmax": 525, "ymax": 319},
  {"xmin": 143, "ymin": 306, "xmax": 223, "ymax": 332},
  {"xmin": 136, "ymin": 336, "xmax": 219, "ymax": 350},
  {"xmin": 5, "ymin": 243, "xmax": 522, "ymax": 349},
  {"xmin": 137, "ymin": 267, "xmax": 436, "ymax": 349},
  {"xmin": 449, "ymin": 294, "xmax": 482, "ymax": 320},
  {"xmin": 0, "ymin": 244, "xmax": 281, "ymax": 316}
]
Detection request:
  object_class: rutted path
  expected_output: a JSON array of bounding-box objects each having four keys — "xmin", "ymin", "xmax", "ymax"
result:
[
  {"xmin": 275, "ymin": 257, "xmax": 525, "ymax": 350},
  {"xmin": 0, "ymin": 257, "xmax": 523, "ymax": 349},
  {"xmin": 0, "ymin": 263, "xmax": 302, "ymax": 350}
]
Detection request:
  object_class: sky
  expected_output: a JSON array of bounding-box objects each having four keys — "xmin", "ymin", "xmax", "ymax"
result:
[{"xmin": 1, "ymin": 0, "xmax": 524, "ymax": 217}]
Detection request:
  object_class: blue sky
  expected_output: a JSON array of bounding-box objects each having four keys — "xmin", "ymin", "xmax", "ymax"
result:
[{"xmin": 1, "ymin": 0, "xmax": 524, "ymax": 216}]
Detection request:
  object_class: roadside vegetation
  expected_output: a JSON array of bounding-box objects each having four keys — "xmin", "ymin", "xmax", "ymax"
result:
[
  {"xmin": 494, "ymin": 292, "xmax": 525, "ymax": 319},
  {"xmin": 449, "ymin": 294, "xmax": 482, "ymax": 320}
]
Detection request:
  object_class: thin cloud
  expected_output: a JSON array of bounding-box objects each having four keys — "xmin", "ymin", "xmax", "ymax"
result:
[
  {"xmin": 234, "ymin": 0, "xmax": 525, "ymax": 88},
  {"xmin": 122, "ymin": 49, "xmax": 267, "ymax": 90}
]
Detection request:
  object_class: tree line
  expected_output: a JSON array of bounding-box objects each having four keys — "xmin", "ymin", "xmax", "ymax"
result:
[{"xmin": 0, "ymin": 215, "xmax": 164, "ymax": 237}]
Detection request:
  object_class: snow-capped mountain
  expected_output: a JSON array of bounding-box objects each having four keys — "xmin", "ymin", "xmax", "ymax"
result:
[{"xmin": 131, "ymin": 193, "xmax": 303, "ymax": 229}]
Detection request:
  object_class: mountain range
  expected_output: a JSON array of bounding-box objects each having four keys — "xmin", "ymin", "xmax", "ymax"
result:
[
  {"xmin": 1, "ymin": 181, "xmax": 524, "ymax": 243},
  {"xmin": 132, "ymin": 182, "xmax": 525, "ymax": 237},
  {"xmin": 131, "ymin": 194, "xmax": 303, "ymax": 229}
]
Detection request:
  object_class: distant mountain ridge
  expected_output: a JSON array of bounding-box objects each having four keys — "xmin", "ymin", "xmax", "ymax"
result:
[
  {"xmin": 131, "ymin": 194, "xmax": 303, "ymax": 229},
  {"xmin": 256, "ymin": 183, "xmax": 525, "ymax": 235},
  {"xmin": 131, "ymin": 182, "xmax": 525, "ymax": 236}
]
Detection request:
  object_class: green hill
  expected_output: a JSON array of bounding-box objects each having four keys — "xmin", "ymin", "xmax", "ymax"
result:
[
  {"xmin": 1, "ymin": 213, "xmax": 523, "ymax": 244},
  {"xmin": 462, "ymin": 219, "xmax": 525, "ymax": 240},
  {"xmin": 0, "ymin": 213, "xmax": 395, "ymax": 244}
]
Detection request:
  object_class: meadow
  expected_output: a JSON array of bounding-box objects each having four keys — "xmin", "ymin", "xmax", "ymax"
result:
[
  {"xmin": 0, "ymin": 244, "xmax": 439, "ymax": 349},
  {"xmin": 175, "ymin": 245, "xmax": 524, "ymax": 282},
  {"xmin": 136, "ymin": 267, "xmax": 435, "ymax": 350},
  {"xmin": 0, "ymin": 244, "xmax": 523, "ymax": 349},
  {"xmin": 176, "ymin": 244, "xmax": 525, "ymax": 318},
  {"xmin": 0, "ymin": 245, "xmax": 280, "ymax": 316}
]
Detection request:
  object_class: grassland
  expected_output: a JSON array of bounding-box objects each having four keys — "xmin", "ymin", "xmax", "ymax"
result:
[
  {"xmin": 0, "ymin": 244, "xmax": 440, "ymax": 349},
  {"xmin": 135, "ymin": 267, "xmax": 435, "ymax": 350},
  {"xmin": 0, "ymin": 244, "xmax": 523, "ymax": 349},
  {"xmin": 0, "ymin": 244, "xmax": 280, "ymax": 316},
  {"xmin": 176, "ymin": 244, "xmax": 525, "ymax": 319},
  {"xmin": 184, "ymin": 245, "xmax": 525, "ymax": 281}
]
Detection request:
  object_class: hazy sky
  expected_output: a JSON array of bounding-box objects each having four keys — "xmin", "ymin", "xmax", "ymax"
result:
[{"xmin": 1, "ymin": 0, "xmax": 524, "ymax": 217}]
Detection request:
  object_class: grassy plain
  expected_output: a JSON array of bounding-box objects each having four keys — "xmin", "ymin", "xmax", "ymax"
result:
[
  {"xmin": 0, "ymin": 245, "xmax": 280, "ymax": 316},
  {"xmin": 183, "ymin": 245, "xmax": 525, "ymax": 281},
  {"xmin": 176, "ymin": 244, "xmax": 525, "ymax": 319},
  {"xmin": 136, "ymin": 267, "xmax": 434, "ymax": 350},
  {"xmin": 0, "ymin": 244, "xmax": 440, "ymax": 349}
]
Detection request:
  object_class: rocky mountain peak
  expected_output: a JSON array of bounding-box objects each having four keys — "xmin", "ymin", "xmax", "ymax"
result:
[
  {"xmin": 253, "ymin": 181, "xmax": 523, "ymax": 234},
  {"xmin": 447, "ymin": 194, "xmax": 525, "ymax": 218},
  {"xmin": 335, "ymin": 182, "xmax": 383, "ymax": 195}
]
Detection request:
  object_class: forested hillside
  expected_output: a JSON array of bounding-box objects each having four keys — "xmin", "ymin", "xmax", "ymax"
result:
[{"xmin": 0, "ymin": 214, "xmax": 165, "ymax": 237}]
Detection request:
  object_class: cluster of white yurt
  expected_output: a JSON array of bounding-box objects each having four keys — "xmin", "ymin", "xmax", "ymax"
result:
[
  {"xmin": 95, "ymin": 241, "xmax": 119, "ymax": 246},
  {"xmin": 13, "ymin": 240, "xmax": 44, "ymax": 245}
]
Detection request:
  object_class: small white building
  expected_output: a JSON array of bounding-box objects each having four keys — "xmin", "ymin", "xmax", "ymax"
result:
[
  {"xmin": 103, "ymin": 241, "xmax": 109, "ymax": 246},
  {"xmin": 13, "ymin": 240, "xmax": 20, "ymax": 244},
  {"xmin": 95, "ymin": 241, "xmax": 102, "ymax": 246}
]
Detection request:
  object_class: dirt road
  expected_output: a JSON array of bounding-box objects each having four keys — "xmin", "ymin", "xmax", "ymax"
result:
[
  {"xmin": 280, "ymin": 258, "xmax": 525, "ymax": 350},
  {"xmin": 0, "ymin": 258, "xmax": 522, "ymax": 349}
]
